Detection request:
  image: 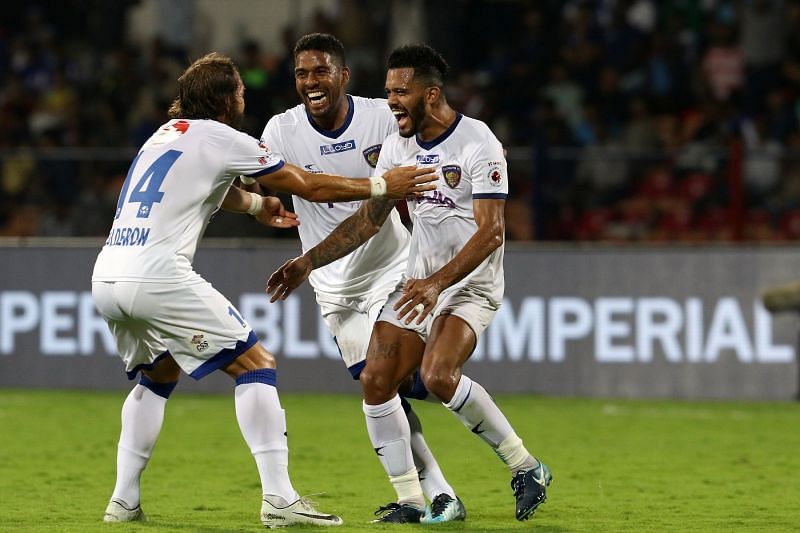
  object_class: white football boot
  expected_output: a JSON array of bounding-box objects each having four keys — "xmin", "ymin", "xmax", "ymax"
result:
[
  {"xmin": 261, "ymin": 496, "xmax": 343, "ymax": 528},
  {"xmin": 103, "ymin": 499, "xmax": 146, "ymax": 522}
]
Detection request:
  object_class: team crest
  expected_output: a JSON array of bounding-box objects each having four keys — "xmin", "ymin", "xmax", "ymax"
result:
[
  {"xmin": 488, "ymin": 165, "xmax": 503, "ymax": 187},
  {"xmin": 442, "ymin": 165, "xmax": 461, "ymax": 188},
  {"xmin": 362, "ymin": 144, "xmax": 382, "ymax": 168}
]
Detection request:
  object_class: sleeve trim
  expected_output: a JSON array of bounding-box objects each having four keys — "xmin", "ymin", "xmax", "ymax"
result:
[{"xmin": 244, "ymin": 159, "xmax": 285, "ymax": 177}]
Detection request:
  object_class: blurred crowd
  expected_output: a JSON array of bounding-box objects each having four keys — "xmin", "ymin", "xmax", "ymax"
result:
[{"xmin": 1, "ymin": 0, "xmax": 800, "ymax": 242}]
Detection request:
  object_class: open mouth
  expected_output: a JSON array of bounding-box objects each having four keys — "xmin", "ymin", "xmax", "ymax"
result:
[
  {"xmin": 307, "ymin": 90, "xmax": 327, "ymax": 108},
  {"xmin": 392, "ymin": 109, "xmax": 409, "ymax": 129}
]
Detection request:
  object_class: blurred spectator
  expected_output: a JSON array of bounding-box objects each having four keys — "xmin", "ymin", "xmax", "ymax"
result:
[
  {"xmin": 0, "ymin": 0, "xmax": 800, "ymax": 243},
  {"xmin": 701, "ymin": 20, "xmax": 744, "ymax": 102}
]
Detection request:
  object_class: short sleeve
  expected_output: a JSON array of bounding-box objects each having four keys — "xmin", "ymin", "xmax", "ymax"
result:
[
  {"xmin": 374, "ymin": 136, "xmax": 396, "ymax": 177},
  {"xmin": 260, "ymin": 115, "xmax": 284, "ymax": 157},
  {"xmin": 226, "ymin": 130, "xmax": 285, "ymax": 179},
  {"xmin": 469, "ymin": 129, "xmax": 508, "ymax": 199}
]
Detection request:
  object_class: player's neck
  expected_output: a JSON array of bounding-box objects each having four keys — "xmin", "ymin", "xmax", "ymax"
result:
[
  {"xmin": 417, "ymin": 105, "xmax": 457, "ymax": 143},
  {"xmin": 312, "ymin": 97, "xmax": 351, "ymax": 132}
]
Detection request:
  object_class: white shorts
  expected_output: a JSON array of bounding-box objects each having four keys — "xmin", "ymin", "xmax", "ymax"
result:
[
  {"xmin": 92, "ymin": 276, "xmax": 256, "ymax": 380},
  {"xmin": 315, "ymin": 274, "xmax": 398, "ymax": 379},
  {"xmin": 377, "ymin": 279, "xmax": 499, "ymax": 343}
]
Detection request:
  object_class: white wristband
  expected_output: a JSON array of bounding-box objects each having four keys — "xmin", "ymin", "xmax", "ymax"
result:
[
  {"xmin": 370, "ymin": 176, "xmax": 387, "ymax": 197},
  {"xmin": 246, "ymin": 192, "xmax": 263, "ymax": 215}
]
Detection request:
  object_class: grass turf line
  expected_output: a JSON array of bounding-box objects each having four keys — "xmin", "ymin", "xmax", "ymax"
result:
[{"xmin": 0, "ymin": 390, "xmax": 798, "ymax": 531}]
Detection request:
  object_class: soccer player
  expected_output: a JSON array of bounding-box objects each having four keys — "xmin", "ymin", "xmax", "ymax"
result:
[
  {"xmin": 267, "ymin": 44, "xmax": 552, "ymax": 523},
  {"xmin": 258, "ymin": 33, "xmax": 465, "ymax": 524},
  {"xmin": 91, "ymin": 52, "xmax": 435, "ymax": 529}
]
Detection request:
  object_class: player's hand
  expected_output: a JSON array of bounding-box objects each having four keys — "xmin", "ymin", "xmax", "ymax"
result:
[
  {"xmin": 253, "ymin": 196, "xmax": 299, "ymax": 229},
  {"xmin": 266, "ymin": 255, "xmax": 312, "ymax": 302},
  {"xmin": 394, "ymin": 276, "xmax": 444, "ymax": 325},
  {"xmin": 382, "ymin": 166, "xmax": 437, "ymax": 199}
]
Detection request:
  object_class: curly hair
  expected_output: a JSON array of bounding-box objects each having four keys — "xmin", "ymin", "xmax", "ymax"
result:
[{"xmin": 387, "ymin": 44, "xmax": 449, "ymax": 87}]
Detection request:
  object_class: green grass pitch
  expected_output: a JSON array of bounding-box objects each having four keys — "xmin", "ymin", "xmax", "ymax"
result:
[{"xmin": 1, "ymin": 389, "xmax": 799, "ymax": 532}]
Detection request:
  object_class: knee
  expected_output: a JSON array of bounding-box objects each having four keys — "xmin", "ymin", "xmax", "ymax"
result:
[
  {"xmin": 144, "ymin": 355, "xmax": 181, "ymax": 383},
  {"xmin": 359, "ymin": 368, "xmax": 396, "ymax": 402},
  {"xmin": 256, "ymin": 350, "xmax": 277, "ymax": 369},
  {"xmin": 420, "ymin": 367, "xmax": 459, "ymax": 401},
  {"xmin": 224, "ymin": 344, "xmax": 276, "ymax": 380}
]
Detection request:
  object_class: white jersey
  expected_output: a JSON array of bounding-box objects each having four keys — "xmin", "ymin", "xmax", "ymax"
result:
[
  {"xmin": 375, "ymin": 113, "xmax": 508, "ymax": 306},
  {"xmin": 92, "ymin": 119, "xmax": 284, "ymax": 283},
  {"xmin": 262, "ymin": 95, "xmax": 409, "ymax": 298}
]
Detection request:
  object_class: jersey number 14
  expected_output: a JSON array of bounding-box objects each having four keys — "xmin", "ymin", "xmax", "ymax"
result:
[{"xmin": 115, "ymin": 150, "xmax": 183, "ymax": 219}]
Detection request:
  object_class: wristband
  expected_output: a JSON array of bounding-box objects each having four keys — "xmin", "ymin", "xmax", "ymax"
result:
[
  {"xmin": 246, "ymin": 192, "xmax": 263, "ymax": 215},
  {"xmin": 370, "ymin": 176, "xmax": 387, "ymax": 197}
]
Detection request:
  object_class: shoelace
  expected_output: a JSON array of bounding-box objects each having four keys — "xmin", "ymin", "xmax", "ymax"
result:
[
  {"xmin": 429, "ymin": 495, "xmax": 453, "ymax": 517},
  {"xmin": 297, "ymin": 493, "xmax": 326, "ymax": 509},
  {"xmin": 374, "ymin": 503, "xmax": 402, "ymax": 516}
]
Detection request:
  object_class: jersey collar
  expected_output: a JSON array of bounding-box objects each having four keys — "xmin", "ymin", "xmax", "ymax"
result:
[
  {"xmin": 415, "ymin": 112, "xmax": 462, "ymax": 150},
  {"xmin": 305, "ymin": 94, "xmax": 355, "ymax": 139}
]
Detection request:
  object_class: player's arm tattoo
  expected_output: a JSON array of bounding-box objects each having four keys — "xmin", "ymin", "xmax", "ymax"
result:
[{"xmin": 307, "ymin": 197, "xmax": 396, "ymax": 269}]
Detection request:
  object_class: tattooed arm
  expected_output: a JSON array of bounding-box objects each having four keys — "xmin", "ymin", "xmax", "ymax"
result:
[{"xmin": 265, "ymin": 197, "xmax": 397, "ymax": 301}]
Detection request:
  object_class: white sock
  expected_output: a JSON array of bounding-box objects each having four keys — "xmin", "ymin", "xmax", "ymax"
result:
[
  {"xmin": 235, "ymin": 382, "xmax": 298, "ymax": 505},
  {"xmin": 406, "ymin": 407, "xmax": 456, "ymax": 501},
  {"xmin": 363, "ymin": 396, "xmax": 424, "ymax": 508},
  {"xmin": 111, "ymin": 384, "xmax": 167, "ymax": 508},
  {"xmin": 444, "ymin": 375, "xmax": 536, "ymax": 473}
]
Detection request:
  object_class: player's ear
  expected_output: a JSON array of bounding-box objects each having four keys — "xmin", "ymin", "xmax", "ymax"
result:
[
  {"xmin": 341, "ymin": 66, "xmax": 351, "ymax": 86},
  {"xmin": 426, "ymin": 86, "xmax": 440, "ymax": 104}
]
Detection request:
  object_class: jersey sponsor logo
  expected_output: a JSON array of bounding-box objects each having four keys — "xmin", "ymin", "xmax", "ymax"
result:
[
  {"xmin": 442, "ymin": 164, "xmax": 461, "ymax": 188},
  {"xmin": 304, "ymin": 163, "xmax": 323, "ymax": 174},
  {"xmin": 416, "ymin": 154, "xmax": 440, "ymax": 165},
  {"xmin": 258, "ymin": 156, "xmax": 268, "ymax": 165},
  {"xmin": 415, "ymin": 190, "xmax": 456, "ymax": 209},
  {"xmin": 488, "ymin": 165, "xmax": 503, "ymax": 187},
  {"xmin": 104, "ymin": 226, "xmax": 151, "ymax": 247},
  {"xmin": 320, "ymin": 139, "xmax": 356, "ymax": 155},
  {"xmin": 362, "ymin": 144, "xmax": 382, "ymax": 168}
]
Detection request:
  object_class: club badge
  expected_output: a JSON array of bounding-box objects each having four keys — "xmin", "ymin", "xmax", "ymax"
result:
[
  {"xmin": 362, "ymin": 144, "xmax": 382, "ymax": 168},
  {"xmin": 442, "ymin": 165, "xmax": 462, "ymax": 188}
]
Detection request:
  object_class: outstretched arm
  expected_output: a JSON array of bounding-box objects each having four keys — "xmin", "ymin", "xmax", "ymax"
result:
[
  {"xmin": 258, "ymin": 163, "xmax": 435, "ymax": 203},
  {"xmin": 265, "ymin": 197, "xmax": 397, "ymax": 301},
  {"xmin": 221, "ymin": 186, "xmax": 299, "ymax": 229}
]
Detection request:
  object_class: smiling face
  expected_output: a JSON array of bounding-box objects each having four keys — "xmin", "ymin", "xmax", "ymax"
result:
[
  {"xmin": 385, "ymin": 67, "xmax": 428, "ymax": 138},
  {"xmin": 294, "ymin": 50, "xmax": 349, "ymax": 127}
]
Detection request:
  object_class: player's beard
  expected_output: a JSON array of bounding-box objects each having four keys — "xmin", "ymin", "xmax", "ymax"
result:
[{"xmin": 400, "ymin": 99, "xmax": 426, "ymax": 138}]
